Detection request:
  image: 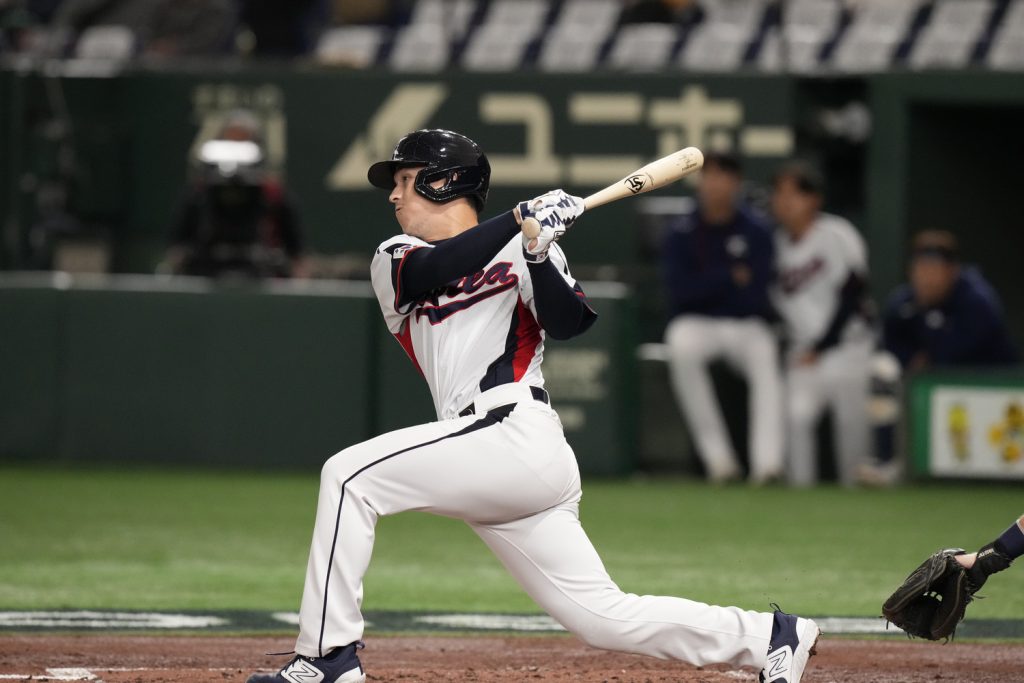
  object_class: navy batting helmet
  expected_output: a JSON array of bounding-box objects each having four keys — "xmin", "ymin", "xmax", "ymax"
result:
[{"xmin": 367, "ymin": 129, "xmax": 491, "ymax": 212}]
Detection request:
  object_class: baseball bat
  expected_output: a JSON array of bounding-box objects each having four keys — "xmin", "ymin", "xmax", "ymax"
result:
[{"xmin": 521, "ymin": 146, "xmax": 705, "ymax": 240}]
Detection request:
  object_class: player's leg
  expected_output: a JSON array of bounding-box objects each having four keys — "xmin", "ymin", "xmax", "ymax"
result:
[
  {"xmin": 783, "ymin": 362, "xmax": 824, "ymax": 486},
  {"xmin": 470, "ymin": 498, "xmax": 778, "ymax": 669},
  {"xmin": 664, "ymin": 316, "xmax": 741, "ymax": 481},
  {"xmin": 295, "ymin": 402, "xmax": 578, "ymax": 658},
  {"xmin": 821, "ymin": 342, "xmax": 872, "ymax": 487},
  {"xmin": 725, "ymin": 319, "xmax": 783, "ymax": 483}
]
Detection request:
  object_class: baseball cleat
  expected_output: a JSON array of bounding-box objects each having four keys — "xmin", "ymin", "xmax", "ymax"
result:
[
  {"xmin": 759, "ymin": 608, "xmax": 820, "ymax": 683},
  {"xmin": 246, "ymin": 641, "xmax": 365, "ymax": 683}
]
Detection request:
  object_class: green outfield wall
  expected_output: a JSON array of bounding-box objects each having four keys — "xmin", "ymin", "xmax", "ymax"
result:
[{"xmin": 0, "ymin": 274, "xmax": 636, "ymax": 475}]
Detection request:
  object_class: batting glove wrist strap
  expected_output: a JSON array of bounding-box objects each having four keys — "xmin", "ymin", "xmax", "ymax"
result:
[{"xmin": 521, "ymin": 209, "xmax": 567, "ymax": 262}]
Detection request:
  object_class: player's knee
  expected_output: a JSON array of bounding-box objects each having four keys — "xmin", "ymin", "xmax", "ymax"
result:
[
  {"xmin": 665, "ymin": 320, "xmax": 705, "ymax": 359},
  {"xmin": 320, "ymin": 447, "xmax": 359, "ymax": 483},
  {"xmin": 573, "ymin": 619, "xmax": 623, "ymax": 651},
  {"xmin": 564, "ymin": 602, "xmax": 628, "ymax": 651},
  {"xmin": 787, "ymin": 397, "xmax": 817, "ymax": 427}
]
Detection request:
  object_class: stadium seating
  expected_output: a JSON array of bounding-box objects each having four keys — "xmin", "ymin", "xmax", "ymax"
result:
[
  {"xmin": 909, "ymin": 0, "xmax": 995, "ymax": 69},
  {"xmin": 315, "ymin": 26, "xmax": 385, "ymax": 67},
  {"xmin": 679, "ymin": 0, "xmax": 767, "ymax": 71},
  {"xmin": 758, "ymin": 0, "xmax": 842, "ymax": 72},
  {"xmin": 538, "ymin": 0, "xmax": 620, "ymax": 72},
  {"xmin": 59, "ymin": 0, "xmax": 1024, "ymax": 73},
  {"xmin": 407, "ymin": 0, "xmax": 478, "ymax": 41},
  {"xmin": 831, "ymin": 0, "xmax": 926, "ymax": 71},
  {"xmin": 607, "ymin": 23, "xmax": 680, "ymax": 71},
  {"xmin": 389, "ymin": 25, "xmax": 450, "ymax": 71},
  {"xmin": 988, "ymin": 0, "xmax": 1024, "ymax": 68},
  {"xmin": 462, "ymin": 0, "xmax": 550, "ymax": 70},
  {"xmin": 74, "ymin": 25, "xmax": 136, "ymax": 61}
]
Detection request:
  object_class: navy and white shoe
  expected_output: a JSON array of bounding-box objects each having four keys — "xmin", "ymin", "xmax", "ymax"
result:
[
  {"xmin": 246, "ymin": 642, "xmax": 365, "ymax": 683},
  {"xmin": 759, "ymin": 608, "xmax": 820, "ymax": 683}
]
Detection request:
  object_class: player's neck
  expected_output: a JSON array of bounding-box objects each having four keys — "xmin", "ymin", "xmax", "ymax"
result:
[
  {"xmin": 701, "ymin": 203, "xmax": 735, "ymax": 226},
  {"xmin": 405, "ymin": 204, "xmax": 480, "ymax": 242},
  {"xmin": 785, "ymin": 215, "xmax": 816, "ymax": 241}
]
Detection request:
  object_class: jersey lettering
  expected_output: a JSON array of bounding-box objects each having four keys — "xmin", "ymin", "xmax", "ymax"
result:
[
  {"xmin": 415, "ymin": 268, "xmax": 520, "ymax": 325},
  {"xmin": 779, "ymin": 257, "xmax": 825, "ymax": 295}
]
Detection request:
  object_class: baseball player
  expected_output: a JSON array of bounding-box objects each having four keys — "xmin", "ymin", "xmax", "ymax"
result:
[
  {"xmin": 771, "ymin": 161, "xmax": 874, "ymax": 487},
  {"xmin": 246, "ymin": 130, "xmax": 819, "ymax": 683},
  {"xmin": 662, "ymin": 152, "xmax": 782, "ymax": 484}
]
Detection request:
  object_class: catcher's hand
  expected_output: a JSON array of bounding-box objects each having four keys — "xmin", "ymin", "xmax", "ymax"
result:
[{"xmin": 881, "ymin": 548, "xmax": 974, "ymax": 640}]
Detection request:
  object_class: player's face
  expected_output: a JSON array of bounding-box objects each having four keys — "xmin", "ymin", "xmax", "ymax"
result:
[
  {"xmin": 772, "ymin": 176, "xmax": 819, "ymax": 233},
  {"xmin": 910, "ymin": 257, "xmax": 957, "ymax": 306},
  {"xmin": 698, "ymin": 166, "xmax": 740, "ymax": 215},
  {"xmin": 389, "ymin": 167, "xmax": 439, "ymax": 236}
]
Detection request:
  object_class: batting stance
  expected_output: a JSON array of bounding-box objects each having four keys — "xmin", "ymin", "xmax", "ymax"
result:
[
  {"xmin": 771, "ymin": 162, "xmax": 874, "ymax": 487},
  {"xmin": 246, "ymin": 130, "xmax": 819, "ymax": 683}
]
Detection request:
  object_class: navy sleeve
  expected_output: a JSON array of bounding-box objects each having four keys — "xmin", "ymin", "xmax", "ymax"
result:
[
  {"xmin": 882, "ymin": 292, "xmax": 919, "ymax": 369},
  {"xmin": 746, "ymin": 225, "xmax": 775, "ymax": 293},
  {"xmin": 661, "ymin": 223, "xmax": 732, "ymax": 314},
  {"xmin": 812, "ymin": 272, "xmax": 867, "ymax": 353},
  {"xmin": 934, "ymin": 296, "xmax": 1004, "ymax": 364},
  {"xmin": 527, "ymin": 258, "xmax": 598, "ymax": 340},
  {"xmin": 396, "ymin": 211, "xmax": 521, "ymax": 307}
]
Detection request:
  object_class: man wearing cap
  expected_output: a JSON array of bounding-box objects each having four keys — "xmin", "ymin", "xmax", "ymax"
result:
[
  {"xmin": 662, "ymin": 152, "xmax": 782, "ymax": 484},
  {"xmin": 883, "ymin": 230, "xmax": 1017, "ymax": 370}
]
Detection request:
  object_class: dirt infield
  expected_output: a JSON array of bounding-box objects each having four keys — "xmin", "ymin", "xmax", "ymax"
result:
[{"xmin": 1, "ymin": 634, "xmax": 1022, "ymax": 683}]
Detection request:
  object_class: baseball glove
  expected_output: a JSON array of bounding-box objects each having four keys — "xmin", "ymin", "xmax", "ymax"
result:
[{"xmin": 881, "ymin": 548, "xmax": 974, "ymax": 640}]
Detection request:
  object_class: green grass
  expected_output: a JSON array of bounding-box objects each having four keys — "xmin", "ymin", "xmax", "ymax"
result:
[{"xmin": 1, "ymin": 466, "xmax": 1022, "ymax": 618}]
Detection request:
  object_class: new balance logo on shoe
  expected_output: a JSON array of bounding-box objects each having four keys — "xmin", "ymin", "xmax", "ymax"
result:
[
  {"xmin": 763, "ymin": 644, "xmax": 793, "ymax": 682},
  {"xmin": 281, "ymin": 659, "xmax": 325, "ymax": 683}
]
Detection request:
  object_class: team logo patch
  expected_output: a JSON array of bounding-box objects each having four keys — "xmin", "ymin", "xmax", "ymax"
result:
[
  {"xmin": 391, "ymin": 245, "xmax": 414, "ymax": 260},
  {"xmin": 762, "ymin": 644, "xmax": 792, "ymax": 682},
  {"xmin": 281, "ymin": 659, "xmax": 325, "ymax": 683}
]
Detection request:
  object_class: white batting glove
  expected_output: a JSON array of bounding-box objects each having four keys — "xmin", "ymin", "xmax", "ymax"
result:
[
  {"xmin": 517, "ymin": 189, "xmax": 585, "ymax": 227},
  {"xmin": 521, "ymin": 206, "xmax": 566, "ymax": 263}
]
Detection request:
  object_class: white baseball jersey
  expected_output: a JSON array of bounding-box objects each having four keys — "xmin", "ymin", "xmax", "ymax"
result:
[
  {"xmin": 773, "ymin": 212, "xmax": 870, "ymax": 351},
  {"xmin": 370, "ymin": 233, "xmax": 578, "ymax": 420}
]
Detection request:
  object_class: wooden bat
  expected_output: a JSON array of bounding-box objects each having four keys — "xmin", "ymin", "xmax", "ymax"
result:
[{"xmin": 521, "ymin": 146, "xmax": 705, "ymax": 239}]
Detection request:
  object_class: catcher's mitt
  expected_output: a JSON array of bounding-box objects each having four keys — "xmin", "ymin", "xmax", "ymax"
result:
[{"xmin": 881, "ymin": 548, "xmax": 974, "ymax": 640}]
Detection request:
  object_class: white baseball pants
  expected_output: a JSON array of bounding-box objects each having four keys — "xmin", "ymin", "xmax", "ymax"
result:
[
  {"xmin": 784, "ymin": 340, "xmax": 872, "ymax": 486},
  {"xmin": 294, "ymin": 382, "xmax": 773, "ymax": 669},
  {"xmin": 664, "ymin": 316, "xmax": 783, "ymax": 482}
]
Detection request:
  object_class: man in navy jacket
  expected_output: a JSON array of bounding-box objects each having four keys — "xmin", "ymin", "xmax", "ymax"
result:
[
  {"xmin": 662, "ymin": 152, "xmax": 781, "ymax": 483},
  {"xmin": 883, "ymin": 231, "xmax": 1017, "ymax": 371}
]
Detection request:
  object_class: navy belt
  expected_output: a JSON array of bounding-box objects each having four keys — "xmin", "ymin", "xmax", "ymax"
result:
[{"xmin": 459, "ymin": 386, "xmax": 550, "ymax": 417}]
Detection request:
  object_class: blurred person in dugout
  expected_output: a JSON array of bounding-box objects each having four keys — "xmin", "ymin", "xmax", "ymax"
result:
[
  {"xmin": 864, "ymin": 231, "xmax": 1019, "ymax": 482},
  {"xmin": 163, "ymin": 110, "xmax": 310, "ymax": 279},
  {"xmin": 883, "ymin": 230, "xmax": 1017, "ymax": 371},
  {"xmin": 771, "ymin": 161, "xmax": 874, "ymax": 487},
  {"xmin": 661, "ymin": 152, "xmax": 782, "ymax": 484}
]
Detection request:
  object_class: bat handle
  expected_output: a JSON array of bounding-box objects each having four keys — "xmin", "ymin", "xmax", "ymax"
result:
[{"xmin": 521, "ymin": 217, "xmax": 541, "ymax": 240}]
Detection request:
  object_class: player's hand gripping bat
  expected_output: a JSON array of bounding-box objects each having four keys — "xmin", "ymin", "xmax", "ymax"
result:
[{"xmin": 521, "ymin": 147, "xmax": 705, "ymax": 239}]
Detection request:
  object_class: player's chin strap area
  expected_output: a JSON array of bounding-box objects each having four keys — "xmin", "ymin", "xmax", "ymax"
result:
[{"xmin": 458, "ymin": 385, "xmax": 550, "ymax": 417}]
